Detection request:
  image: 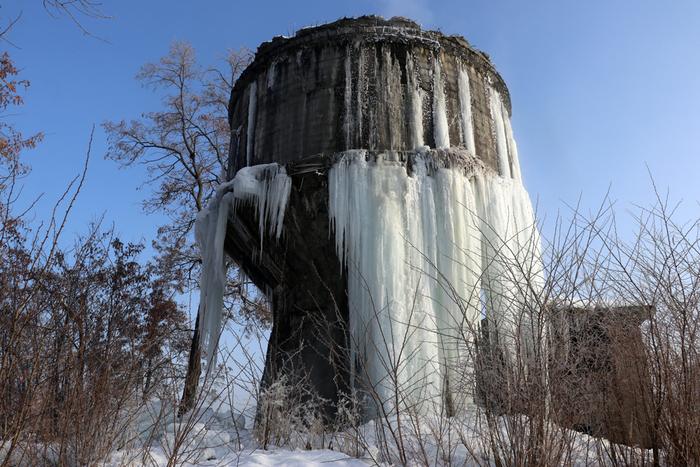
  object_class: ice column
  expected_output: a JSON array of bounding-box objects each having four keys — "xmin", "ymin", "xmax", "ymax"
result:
[
  {"xmin": 406, "ymin": 54, "xmax": 425, "ymax": 150},
  {"xmin": 343, "ymin": 47, "xmax": 353, "ymax": 148},
  {"xmin": 433, "ymin": 60, "xmax": 450, "ymax": 149},
  {"xmin": 245, "ymin": 82, "xmax": 257, "ymax": 167},
  {"xmin": 503, "ymin": 109, "xmax": 522, "ymax": 182},
  {"xmin": 475, "ymin": 173, "xmax": 541, "ymax": 360},
  {"xmin": 489, "ymin": 87, "xmax": 511, "ymax": 178},
  {"xmin": 457, "ymin": 67, "xmax": 476, "ymax": 155}
]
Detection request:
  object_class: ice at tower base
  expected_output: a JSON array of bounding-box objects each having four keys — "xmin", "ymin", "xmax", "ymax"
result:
[{"xmin": 196, "ymin": 16, "xmax": 543, "ymax": 419}]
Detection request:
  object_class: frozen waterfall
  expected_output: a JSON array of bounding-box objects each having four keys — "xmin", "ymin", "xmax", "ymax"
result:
[{"xmin": 328, "ymin": 150, "xmax": 541, "ymax": 414}]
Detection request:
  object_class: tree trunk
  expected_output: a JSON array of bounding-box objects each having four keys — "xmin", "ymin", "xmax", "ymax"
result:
[{"xmin": 179, "ymin": 313, "xmax": 201, "ymax": 416}]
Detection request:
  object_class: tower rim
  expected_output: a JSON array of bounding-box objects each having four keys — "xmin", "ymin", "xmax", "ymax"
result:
[{"xmin": 230, "ymin": 15, "xmax": 512, "ymax": 117}]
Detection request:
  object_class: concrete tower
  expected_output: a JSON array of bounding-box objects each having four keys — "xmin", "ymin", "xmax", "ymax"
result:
[{"xmin": 199, "ymin": 16, "xmax": 539, "ymax": 420}]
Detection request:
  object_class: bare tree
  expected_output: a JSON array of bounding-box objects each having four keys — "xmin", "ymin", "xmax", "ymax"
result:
[
  {"xmin": 103, "ymin": 42, "xmax": 255, "ymax": 415},
  {"xmin": 41, "ymin": 0, "xmax": 109, "ymax": 33},
  {"xmin": 0, "ymin": 1, "xmax": 109, "ymax": 46}
]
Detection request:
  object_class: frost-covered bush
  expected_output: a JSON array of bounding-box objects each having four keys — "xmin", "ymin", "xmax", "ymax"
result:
[{"xmin": 254, "ymin": 375, "xmax": 330, "ymax": 450}]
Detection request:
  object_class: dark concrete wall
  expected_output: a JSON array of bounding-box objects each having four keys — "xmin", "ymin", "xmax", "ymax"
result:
[{"xmin": 228, "ymin": 16, "xmax": 510, "ymax": 175}]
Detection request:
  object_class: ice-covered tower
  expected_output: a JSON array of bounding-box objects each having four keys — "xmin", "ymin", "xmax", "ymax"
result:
[{"xmin": 198, "ymin": 16, "xmax": 541, "ymax": 419}]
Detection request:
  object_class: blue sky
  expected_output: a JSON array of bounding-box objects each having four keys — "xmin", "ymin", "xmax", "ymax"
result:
[{"xmin": 7, "ymin": 0, "xmax": 700, "ymax": 248}]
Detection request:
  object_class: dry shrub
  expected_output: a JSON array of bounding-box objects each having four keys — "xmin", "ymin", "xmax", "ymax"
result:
[
  {"xmin": 270, "ymin": 186, "xmax": 700, "ymax": 466},
  {"xmin": 254, "ymin": 373, "xmax": 329, "ymax": 450}
]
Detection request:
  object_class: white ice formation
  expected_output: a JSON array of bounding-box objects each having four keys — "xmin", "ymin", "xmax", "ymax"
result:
[
  {"xmin": 432, "ymin": 60, "xmax": 450, "ymax": 149},
  {"xmin": 328, "ymin": 149, "xmax": 541, "ymax": 414},
  {"xmin": 245, "ymin": 82, "xmax": 257, "ymax": 167},
  {"xmin": 457, "ymin": 67, "xmax": 476, "ymax": 155},
  {"xmin": 406, "ymin": 54, "xmax": 425, "ymax": 150},
  {"xmin": 195, "ymin": 164, "xmax": 291, "ymax": 367}
]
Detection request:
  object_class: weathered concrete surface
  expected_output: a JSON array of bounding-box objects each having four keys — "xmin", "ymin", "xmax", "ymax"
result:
[
  {"xmin": 548, "ymin": 306, "xmax": 658, "ymax": 448},
  {"xmin": 228, "ymin": 15, "xmax": 511, "ymax": 176}
]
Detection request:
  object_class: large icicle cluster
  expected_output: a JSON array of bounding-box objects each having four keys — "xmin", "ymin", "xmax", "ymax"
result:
[
  {"xmin": 328, "ymin": 148, "xmax": 540, "ymax": 413},
  {"xmin": 195, "ymin": 164, "xmax": 291, "ymax": 367},
  {"xmin": 329, "ymin": 60, "xmax": 541, "ymax": 412}
]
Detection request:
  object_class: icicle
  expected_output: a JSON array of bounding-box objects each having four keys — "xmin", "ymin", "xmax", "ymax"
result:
[
  {"xmin": 457, "ymin": 67, "xmax": 476, "ymax": 155},
  {"xmin": 195, "ymin": 186, "xmax": 234, "ymax": 371},
  {"xmin": 196, "ymin": 163, "xmax": 291, "ymax": 370},
  {"xmin": 355, "ymin": 48, "xmax": 365, "ymax": 145},
  {"xmin": 489, "ymin": 87, "xmax": 511, "ymax": 178},
  {"xmin": 343, "ymin": 46, "xmax": 353, "ymax": 148},
  {"xmin": 231, "ymin": 164, "xmax": 292, "ymax": 242},
  {"xmin": 406, "ymin": 53, "xmax": 425, "ymax": 150},
  {"xmin": 246, "ymin": 82, "xmax": 257, "ymax": 167},
  {"xmin": 474, "ymin": 173, "xmax": 541, "ymax": 359},
  {"xmin": 432, "ymin": 59, "xmax": 450, "ymax": 149},
  {"xmin": 503, "ymin": 108, "xmax": 522, "ymax": 182},
  {"xmin": 384, "ymin": 47, "xmax": 399, "ymax": 150},
  {"xmin": 266, "ymin": 61, "xmax": 277, "ymax": 90}
]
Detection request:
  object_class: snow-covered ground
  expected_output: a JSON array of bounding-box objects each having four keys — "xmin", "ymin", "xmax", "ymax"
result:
[
  {"xmin": 1, "ymin": 396, "xmax": 655, "ymax": 467},
  {"xmin": 91, "ymin": 399, "xmax": 651, "ymax": 467},
  {"xmin": 105, "ymin": 446, "xmax": 366, "ymax": 467},
  {"xmin": 96, "ymin": 401, "xmax": 368, "ymax": 466}
]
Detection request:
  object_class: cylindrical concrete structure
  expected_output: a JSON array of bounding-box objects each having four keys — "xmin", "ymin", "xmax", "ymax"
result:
[
  {"xmin": 220, "ymin": 16, "xmax": 534, "ymax": 421},
  {"xmin": 228, "ymin": 16, "xmax": 515, "ymax": 178}
]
